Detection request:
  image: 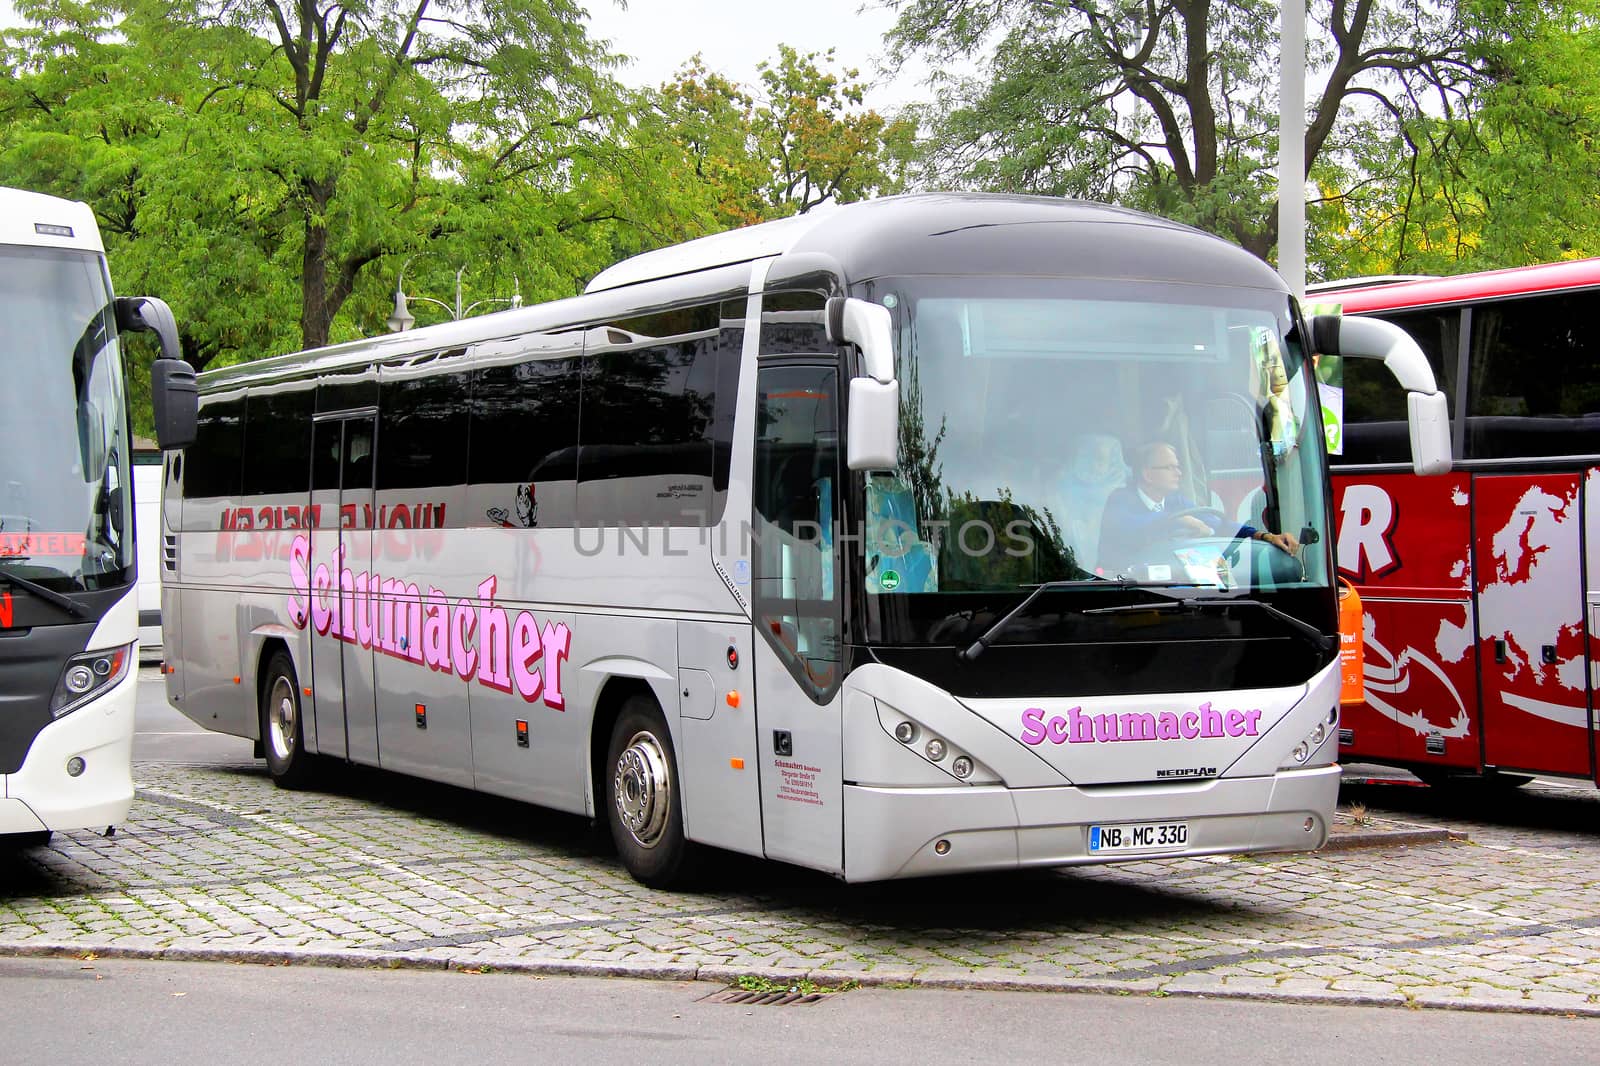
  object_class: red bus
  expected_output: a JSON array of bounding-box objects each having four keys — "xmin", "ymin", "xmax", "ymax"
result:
[{"xmin": 1323, "ymin": 258, "xmax": 1600, "ymax": 788}]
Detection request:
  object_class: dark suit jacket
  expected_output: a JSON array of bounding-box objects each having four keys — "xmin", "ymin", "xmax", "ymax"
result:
[{"xmin": 1097, "ymin": 486, "xmax": 1255, "ymax": 572}]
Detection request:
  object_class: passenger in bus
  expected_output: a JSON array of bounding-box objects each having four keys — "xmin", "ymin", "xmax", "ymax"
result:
[
  {"xmin": 1056, "ymin": 433, "xmax": 1127, "ymax": 572},
  {"xmin": 1097, "ymin": 441, "xmax": 1298, "ymax": 573}
]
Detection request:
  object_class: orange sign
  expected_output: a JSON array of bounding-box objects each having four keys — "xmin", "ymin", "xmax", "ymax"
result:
[
  {"xmin": 0, "ymin": 532, "xmax": 87, "ymax": 557},
  {"xmin": 1338, "ymin": 579, "xmax": 1365, "ymax": 705}
]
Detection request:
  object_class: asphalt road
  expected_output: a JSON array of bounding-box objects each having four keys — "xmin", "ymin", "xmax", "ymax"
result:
[
  {"xmin": 132, "ymin": 666, "xmax": 254, "ymax": 766},
  {"xmin": 1, "ymin": 955, "xmax": 1595, "ymax": 1066}
]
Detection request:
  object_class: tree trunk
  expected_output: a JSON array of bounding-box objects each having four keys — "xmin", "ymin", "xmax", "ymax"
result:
[{"xmin": 299, "ymin": 179, "xmax": 335, "ymax": 351}]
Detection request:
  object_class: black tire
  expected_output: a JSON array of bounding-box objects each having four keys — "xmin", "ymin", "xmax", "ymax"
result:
[
  {"xmin": 0, "ymin": 830, "xmax": 52, "ymax": 850},
  {"xmin": 260, "ymin": 650, "xmax": 316, "ymax": 789},
  {"xmin": 605, "ymin": 695, "xmax": 700, "ymax": 888}
]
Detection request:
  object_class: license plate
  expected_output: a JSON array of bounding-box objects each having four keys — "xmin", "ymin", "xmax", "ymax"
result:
[{"xmin": 1088, "ymin": 821, "xmax": 1189, "ymax": 853}]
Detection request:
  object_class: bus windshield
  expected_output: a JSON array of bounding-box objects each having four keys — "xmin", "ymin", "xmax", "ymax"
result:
[
  {"xmin": 860, "ymin": 275, "xmax": 1332, "ymax": 609},
  {"xmin": 0, "ymin": 245, "xmax": 133, "ymax": 593}
]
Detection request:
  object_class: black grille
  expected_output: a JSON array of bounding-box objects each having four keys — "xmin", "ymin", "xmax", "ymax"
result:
[{"xmin": 0, "ymin": 621, "xmax": 96, "ymax": 774}]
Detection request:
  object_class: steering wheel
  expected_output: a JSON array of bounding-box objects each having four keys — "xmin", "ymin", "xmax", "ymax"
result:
[{"xmin": 1161, "ymin": 506, "xmax": 1225, "ymax": 535}]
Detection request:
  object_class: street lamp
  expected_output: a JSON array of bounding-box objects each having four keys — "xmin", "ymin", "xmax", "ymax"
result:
[{"xmin": 385, "ymin": 259, "xmax": 523, "ymax": 332}]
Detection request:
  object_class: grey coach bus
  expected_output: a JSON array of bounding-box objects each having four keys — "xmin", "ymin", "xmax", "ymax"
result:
[{"xmin": 162, "ymin": 194, "xmax": 1450, "ymax": 886}]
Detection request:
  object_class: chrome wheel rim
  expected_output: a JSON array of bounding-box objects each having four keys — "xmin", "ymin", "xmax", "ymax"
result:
[
  {"xmin": 267, "ymin": 676, "xmax": 298, "ymax": 761},
  {"xmin": 613, "ymin": 729, "xmax": 671, "ymax": 849}
]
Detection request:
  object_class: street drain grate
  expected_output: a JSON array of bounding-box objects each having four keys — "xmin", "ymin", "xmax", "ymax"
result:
[{"xmin": 703, "ymin": 986, "xmax": 831, "ymax": 1006}]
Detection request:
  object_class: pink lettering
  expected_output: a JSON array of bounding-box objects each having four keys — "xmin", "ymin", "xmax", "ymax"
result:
[
  {"xmin": 288, "ymin": 535, "xmax": 310, "ymax": 629},
  {"xmin": 450, "ymin": 599, "xmax": 478, "ymax": 681},
  {"xmin": 541, "ymin": 621, "xmax": 571, "ymax": 710},
  {"xmin": 1020, "ymin": 707, "xmax": 1047, "ymax": 745},
  {"xmin": 422, "ymin": 588, "xmax": 450, "ymax": 671},
  {"xmin": 476, "ymin": 578, "xmax": 512, "ymax": 693},
  {"xmin": 312, "ymin": 563, "xmax": 333, "ymax": 635},
  {"xmin": 511, "ymin": 612, "xmax": 543, "ymax": 702}
]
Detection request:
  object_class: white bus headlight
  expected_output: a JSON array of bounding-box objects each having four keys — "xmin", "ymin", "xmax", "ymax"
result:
[
  {"xmin": 51, "ymin": 644, "xmax": 134, "ymax": 718},
  {"xmin": 1280, "ymin": 707, "xmax": 1339, "ymax": 770}
]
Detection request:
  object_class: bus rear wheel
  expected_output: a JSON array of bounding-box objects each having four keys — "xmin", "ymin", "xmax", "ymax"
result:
[
  {"xmin": 261, "ymin": 651, "xmax": 316, "ymax": 790},
  {"xmin": 605, "ymin": 696, "xmax": 699, "ymax": 888}
]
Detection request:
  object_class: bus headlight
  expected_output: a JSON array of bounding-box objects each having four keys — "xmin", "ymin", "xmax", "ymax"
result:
[
  {"xmin": 51, "ymin": 643, "xmax": 134, "ymax": 718},
  {"xmin": 1280, "ymin": 707, "xmax": 1338, "ymax": 770}
]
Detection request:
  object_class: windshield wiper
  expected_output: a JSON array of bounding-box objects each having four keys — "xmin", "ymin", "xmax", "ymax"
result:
[
  {"xmin": 1084, "ymin": 592, "xmax": 1334, "ymax": 653},
  {"xmin": 957, "ymin": 578, "xmax": 1146, "ymax": 663},
  {"xmin": 0, "ymin": 569, "xmax": 89, "ymax": 619}
]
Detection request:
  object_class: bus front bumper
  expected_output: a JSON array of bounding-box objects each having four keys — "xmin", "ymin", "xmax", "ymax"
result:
[
  {"xmin": 841, "ymin": 763, "xmax": 1340, "ymax": 883},
  {"xmin": 1, "ymin": 670, "xmax": 136, "ymax": 836}
]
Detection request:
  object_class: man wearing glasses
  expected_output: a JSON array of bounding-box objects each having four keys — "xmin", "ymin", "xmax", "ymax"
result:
[{"xmin": 1097, "ymin": 441, "xmax": 1298, "ymax": 575}]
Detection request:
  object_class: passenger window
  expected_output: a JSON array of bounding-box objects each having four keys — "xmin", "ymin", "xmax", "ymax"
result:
[
  {"xmin": 242, "ymin": 384, "xmax": 314, "ymax": 496},
  {"xmin": 751, "ymin": 364, "xmax": 841, "ymax": 702},
  {"xmin": 578, "ymin": 302, "xmax": 727, "ymax": 527},
  {"xmin": 378, "ymin": 363, "xmax": 469, "ymax": 491},
  {"xmin": 1466, "ymin": 291, "xmax": 1600, "ymax": 459},
  {"xmin": 1337, "ymin": 308, "xmax": 1458, "ymax": 466},
  {"xmin": 184, "ymin": 392, "xmax": 245, "ymax": 499},
  {"xmin": 469, "ymin": 338, "xmax": 583, "ymax": 528}
]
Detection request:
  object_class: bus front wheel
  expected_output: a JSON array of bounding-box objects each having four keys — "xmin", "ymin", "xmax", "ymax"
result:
[
  {"xmin": 605, "ymin": 695, "xmax": 699, "ymax": 888},
  {"xmin": 261, "ymin": 651, "xmax": 316, "ymax": 790}
]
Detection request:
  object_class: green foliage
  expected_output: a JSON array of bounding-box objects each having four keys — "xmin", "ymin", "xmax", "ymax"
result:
[
  {"xmin": 1311, "ymin": 0, "xmax": 1600, "ymax": 278},
  {"xmin": 647, "ymin": 45, "xmax": 912, "ymax": 228},
  {"xmin": 883, "ymin": 0, "xmax": 1581, "ymax": 274}
]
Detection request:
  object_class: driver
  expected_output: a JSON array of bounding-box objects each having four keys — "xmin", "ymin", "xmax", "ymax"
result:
[{"xmin": 1097, "ymin": 442, "xmax": 1298, "ymax": 573}]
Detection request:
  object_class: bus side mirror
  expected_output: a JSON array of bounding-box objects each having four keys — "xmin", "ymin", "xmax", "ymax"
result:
[
  {"xmin": 150, "ymin": 357, "xmax": 198, "ymax": 452},
  {"xmin": 826, "ymin": 296, "xmax": 900, "ymax": 470},
  {"xmin": 1310, "ymin": 314, "xmax": 1451, "ymax": 476},
  {"xmin": 116, "ymin": 295, "xmax": 180, "ymax": 361}
]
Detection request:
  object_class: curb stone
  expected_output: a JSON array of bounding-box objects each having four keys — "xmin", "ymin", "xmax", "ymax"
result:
[
  {"xmin": 5, "ymin": 942, "xmax": 1595, "ymax": 1017},
  {"xmin": 1320, "ymin": 828, "xmax": 1467, "ymax": 852}
]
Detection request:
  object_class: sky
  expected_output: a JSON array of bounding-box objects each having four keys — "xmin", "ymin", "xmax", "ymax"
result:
[{"xmin": 0, "ymin": 0, "xmax": 936, "ymax": 115}]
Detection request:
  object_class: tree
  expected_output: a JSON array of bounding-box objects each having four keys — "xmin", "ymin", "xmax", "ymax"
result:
[
  {"xmin": 2, "ymin": 0, "xmax": 631, "ymax": 364},
  {"xmin": 647, "ymin": 46, "xmax": 915, "ymax": 229},
  {"xmin": 1311, "ymin": 0, "xmax": 1600, "ymax": 276},
  {"xmin": 882, "ymin": 0, "xmax": 1494, "ymax": 262}
]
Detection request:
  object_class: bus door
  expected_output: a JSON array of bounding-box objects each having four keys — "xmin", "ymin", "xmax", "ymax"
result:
[
  {"xmin": 309, "ymin": 414, "xmax": 379, "ymax": 764},
  {"xmin": 1588, "ymin": 468, "xmax": 1600, "ymax": 787},
  {"xmin": 748, "ymin": 363, "xmax": 845, "ymax": 875},
  {"xmin": 1472, "ymin": 471, "xmax": 1592, "ymax": 777}
]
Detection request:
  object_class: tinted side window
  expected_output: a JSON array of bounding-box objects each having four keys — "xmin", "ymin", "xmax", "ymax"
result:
[
  {"xmin": 751, "ymin": 363, "xmax": 841, "ymax": 703},
  {"xmin": 378, "ymin": 362, "xmax": 469, "ymax": 491},
  {"xmin": 242, "ymin": 383, "xmax": 314, "ymax": 496},
  {"xmin": 185, "ymin": 393, "xmax": 245, "ymax": 498},
  {"xmin": 469, "ymin": 334, "xmax": 583, "ymax": 528},
  {"xmin": 1466, "ymin": 291, "xmax": 1600, "ymax": 459},
  {"xmin": 579, "ymin": 304, "xmax": 723, "ymax": 526},
  {"xmin": 759, "ymin": 290, "xmax": 830, "ymax": 354},
  {"xmin": 1338, "ymin": 308, "xmax": 1459, "ymax": 466},
  {"xmin": 711, "ymin": 298, "xmax": 745, "ymax": 501}
]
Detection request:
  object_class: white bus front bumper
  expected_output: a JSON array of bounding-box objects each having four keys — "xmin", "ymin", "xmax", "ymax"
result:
[
  {"xmin": 1, "ymin": 668, "xmax": 136, "ymax": 836},
  {"xmin": 842, "ymin": 763, "xmax": 1340, "ymax": 882}
]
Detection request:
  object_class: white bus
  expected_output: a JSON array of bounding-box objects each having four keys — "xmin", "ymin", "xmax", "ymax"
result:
[
  {"xmin": 134, "ymin": 449, "xmax": 165, "ymax": 660},
  {"xmin": 1, "ymin": 187, "xmax": 194, "ymax": 848},
  {"xmin": 162, "ymin": 194, "xmax": 1449, "ymax": 885}
]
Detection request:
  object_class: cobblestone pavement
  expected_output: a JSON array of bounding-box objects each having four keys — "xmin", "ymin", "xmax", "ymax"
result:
[{"xmin": 2, "ymin": 759, "xmax": 1598, "ymax": 1017}]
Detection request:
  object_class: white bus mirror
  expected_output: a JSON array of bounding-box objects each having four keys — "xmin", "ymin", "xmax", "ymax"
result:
[
  {"xmin": 826, "ymin": 296, "xmax": 895, "ymax": 384},
  {"xmin": 826, "ymin": 296, "xmax": 901, "ymax": 470},
  {"xmin": 847, "ymin": 377, "xmax": 899, "ymax": 470},
  {"xmin": 1310, "ymin": 314, "xmax": 1452, "ymax": 475}
]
